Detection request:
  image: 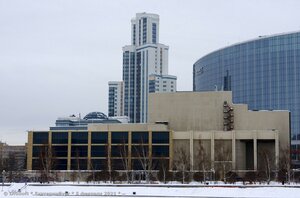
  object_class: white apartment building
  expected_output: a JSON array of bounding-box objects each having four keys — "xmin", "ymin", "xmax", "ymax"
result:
[
  {"xmin": 108, "ymin": 81, "xmax": 124, "ymax": 117},
  {"xmin": 122, "ymin": 13, "xmax": 177, "ymax": 123},
  {"xmin": 149, "ymin": 74, "xmax": 177, "ymax": 93}
]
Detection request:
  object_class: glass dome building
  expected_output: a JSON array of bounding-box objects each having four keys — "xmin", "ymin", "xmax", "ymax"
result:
[
  {"xmin": 83, "ymin": 112, "xmax": 108, "ymax": 120},
  {"xmin": 193, "ymin": 31, "xmax": 300, "ymax": 162}
]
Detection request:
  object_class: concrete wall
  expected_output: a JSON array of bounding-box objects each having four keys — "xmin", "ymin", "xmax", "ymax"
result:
[
  {"xmin": 148, "ymin": 91, "xmax": 290, "ymax": 172},
  {"xmin": 149, "ymin": 91, "xmax": 232, "ymax": 131},
  {"xmin": 148, "ymin": 91, "xmax": 290, "ymax": 150}
]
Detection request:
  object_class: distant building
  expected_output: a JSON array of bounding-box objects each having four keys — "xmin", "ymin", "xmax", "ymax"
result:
[
  {"xmin": 108, "ymin": 81, "xmax": 124, "ymax": 117},
  {"xmin": 51, "ymin": 112, "xmax": 121, "ymax": 130},
  {"xmin": 193, "ymin": 31, "xmax": 300, "ymax": 165},
  {"xmin": 149, "ymin": 74, "xmax": 177, "ymax": 93},
  {"xmin": 0, "ymin": 142, "xmax": 26, "ymax": 170},
  {"xmin": 109, "ymin": 13, "xmax": 177, "ymax": 123},
  {"xmin": 108, "ymin": 116, "xmax": 129, "ymax": 123}
]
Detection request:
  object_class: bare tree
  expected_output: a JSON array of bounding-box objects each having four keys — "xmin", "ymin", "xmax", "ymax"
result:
[
  {"xmin": 278, "ymin": 146, "xmax": 291, "ymax": 183},
  {"xmin": 118, "ymin": 140, "xmax": 130, "ymax": 183},
  {"xmin": 38, "ymin": 144, "xmax": 56, "ymax": 183},
  {"xmin": 173, "ymin": 146, "xmax": 190, "ymax": 183},
  {"xmin": 133, "ymin": 137, "xmax": 152, "ymax": 183},
  {"xmin": 258, "ymin": 149, "xmax": 274, "ymax": 184},
  {"xmin": 157, "ymin": 159, "xmax": 171, "ymax": 183},
  {"xmin": 87, "ymin": 162, "xmax": 109, "ymax": 183},
  {"xmin": 5, "ymin": 152, "xmax": 17, "ymax": 182},
  {"xmin": 215, "ymin": 141, "xmax": 232, "ymax": 182},
  {"xmin": 88, "ymin": 145, "xmax": 110, "ymax": 183},
  {"xmin": 70, "ymin": 171, "xmax": 77, "ymax": 183},
  {"xmin": 194, "ymin": 140, "xmax": 210, "ymax": 182}
]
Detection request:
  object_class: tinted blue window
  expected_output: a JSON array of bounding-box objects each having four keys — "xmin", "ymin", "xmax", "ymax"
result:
[
  {"xmin": 91, "ymin": 159, "xmax": 107, "ymax": 170},
  {"xmin": 91, "ymin": 146, "xmax": 107, "ymax": 157},
  {"xmin": 132, "ymin": 159, "xmax": 143, "ymax": 170},
  {"xmin": 52, "ymin": 132, "xmax": 68, "ymax": 144},
  {"xmin": 32, "ymin": 146, "xmax": 46, "ymax": 157},
  {"xmin": 91, "ymin": 132, "xmax": 108, "ymax": 144},
  {"xmin": 132, "ymin": 132, "xmax": 148, "ymax": 144},
  {"xmin": 71, "ymin": 146, "xmax": 88, "ymax": 157},
  {"xmin": 71, "ymin": 159, "xmax": 87, "ymax": 170},
  {"xmin": 71, "ymin": 132, "xmax": 88, "ymax": 144},
  {"xmin": 152, "ymin": 146, "xmax": 169, "ymax": 157},
  {"xmin": 111, "ymin": 132, "xmax": 128, "ymax": 144},
  {"xmin": 111, "ymin": 145, "xmax": 128, "ymax": 157},
  {"xmin": 52, "ymin": 146, "xmax": 68, "ymax": 157},
  {"xmin": 54, "ymin": 159, "xmax": 67, "ymax": 170},
  {"xmin": 152, "ymin": 132, "xmax": 169, "ymax": 144},
  {"xmin": 33, "ymin": 132, "xmax": 48, "ymax": 144},
  {"xmin": 132, "ymin": 145, "xmax": 149, "ymax": 157},
  {"xmin": 32, "ymin": 159, "xmax": 41, "ymax": 170},
  {"xmin": 111, "ymin": 159, "xmax": 126, "ymax": 170}
]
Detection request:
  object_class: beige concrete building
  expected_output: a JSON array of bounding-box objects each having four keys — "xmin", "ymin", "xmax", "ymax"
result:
[
  {"xmin": 148, "ymin": 91, "xmax": 290, "ymax": 173},
  {"xmin": 27, "ymin": 124, "xmax": 171, "ymax": 171},
  {"xmin": 27, "ymin": 91, "xmax": 290, "ymax": 179}
]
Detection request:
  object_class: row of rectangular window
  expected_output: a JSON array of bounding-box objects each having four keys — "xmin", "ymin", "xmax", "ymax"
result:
[
  {"xmin": 33, "ymin": 131, "xmax": 169, "ymax": 145},
  {"xmin": 32, "ymin": 145, "xmax": 169, "ymax": 158}
]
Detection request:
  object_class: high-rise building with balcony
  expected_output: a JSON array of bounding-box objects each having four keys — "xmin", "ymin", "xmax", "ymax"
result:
[{"xmin": 109, "ymin": 13, "xmax": 177, "ymax": 123}]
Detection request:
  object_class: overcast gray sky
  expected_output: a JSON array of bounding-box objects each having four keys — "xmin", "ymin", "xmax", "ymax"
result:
[{"xmin": 0, "ymin": 0, "xmax": 299, "ymax": 144}]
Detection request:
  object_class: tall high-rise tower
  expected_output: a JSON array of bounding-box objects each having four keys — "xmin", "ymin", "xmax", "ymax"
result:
[
  {"xmin": 123, "ymin": 13, "xmax": 175, "ymax": 123},
  {"xmin": 109, "ymin": 13, "xmax": 176, "ymax": 123}
]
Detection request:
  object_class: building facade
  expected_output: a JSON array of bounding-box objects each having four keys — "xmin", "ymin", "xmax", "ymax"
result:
[
  {"xmin": 148, "ymin": 92, "xmax": 290, "ymax": 172},
  {"xmin": 120, "ymin": 13, "xmax": 176, "ymax": 123},
  {"xmin": 149, "ymin": 74, "xmax": 177, "ymax": 93},
  {"xmin": 108, "ymin": 81, "xmax": 124, "ymax": 117},
  {"xmin": 27, "ymin": 124, "xmax": 171, "ymax": 171},
  {"xmin": 193, "ymin": 32, "xmax": 300, "ymax": 163},
  {"xmin": 0, "ymin": 142, "xmax": 26, "ymax": 171},
  {"xmin": 51, "ymin": 112, "xmax": 121, "ymax": 131},
  {"xmin": 27, "ymin": 92, "xmax": 290, "ymax": 178}
]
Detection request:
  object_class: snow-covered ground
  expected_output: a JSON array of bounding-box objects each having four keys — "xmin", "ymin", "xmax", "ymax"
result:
[{"xmin": 1, "ymin": 182, "xmax": 300, "ymax": 197}]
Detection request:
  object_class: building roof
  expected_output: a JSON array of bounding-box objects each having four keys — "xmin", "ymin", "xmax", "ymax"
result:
[
  {"xmin": 194, "ymin": 30, "xmax": 300, "ymax": 65},
  {"xmin": 83, "ymin": 112, "xmax": 108, "ymax": 120}
]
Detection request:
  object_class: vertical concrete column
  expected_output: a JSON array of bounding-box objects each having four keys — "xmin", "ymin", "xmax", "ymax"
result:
[
  {"xmin": 190, "ymin": 130, "xmax": 194, "ymax": 171},
  {"xmin": 108, "ymin": 131, "xmax": 112, "ymax": 171},
  {"xmin": 67, "ymin": 131, "xmax": 72, "ymax": 170},
  {"xmin": 27, "ymin": 132, "xmax": 33, "ymax": 170},
  {"xmin": 232, "ymin": 131, "xmax": 236, "ymax": 170},
  {"xmin": 169, "ymin": 131, "xmax": 173, "ymax": 171},
  {"xmin": 48, "ymin": 131, "xmax": 52, "ymax": 145},
  {"xmin": 149, "ymin": 131, "xmax": 152, "ymax": 159},
  {"xmin": 48, "ymin": 131, "xmax": 52, "ymax": 167},
  {"xmin": 253, "ymin": 132, "xmax": 257, "ymax": 171},
  {"xmin": 87, "ymin": 131, "xmax": 91, "ymax": 170},
  {"xmin": 211, "ymin": 132, "xmax": 215, "ymax": 169},
  {"xmin": 275, "ymin": 131, "xmax": 279, "ymax": 170},
  {"xmin": 128, "ymin": 131, "xmax": 132, "ymax": 169}
]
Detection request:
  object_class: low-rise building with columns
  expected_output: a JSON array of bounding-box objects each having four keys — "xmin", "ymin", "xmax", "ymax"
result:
[
  {"xmin": 27, "ymin": 91, "xmax": 290, "ymax": 179},
  {"xmin": 148, "ymin": 91, "xmax": 290, "ymax": 174}
]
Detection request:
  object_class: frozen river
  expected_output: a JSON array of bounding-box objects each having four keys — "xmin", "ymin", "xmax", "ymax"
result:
[{"xmin": 1, "ymin": 183, "xmax": 300, "ymax": 197}]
